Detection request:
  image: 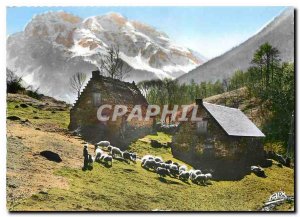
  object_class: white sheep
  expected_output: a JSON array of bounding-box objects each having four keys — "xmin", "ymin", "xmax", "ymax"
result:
[
  {"xmin": 179, "ymin": 170, "xmax": 190, "ymax": 182},
  {"xmin": 94, "ymin": 147, "xmax": 104, "ymax": 162},
  {"xmin": 141, "ymin": 155, "xmax": 154, "ymax": 164},
  {"xmin": 142, "ymin": 159, "xmax": 157, "ymax": 170},
  {"xmin": 179, "ymin": 165, "xmax": 188, "ymax": 172},
  {"xmin": 154, "ymin": 156, "xmax": 163, "ymax": 163},
  {"xmin": 100, "ymin": 153, "xmax": 113, "ymax": 166},
  {"xmin": 108, "ymin": 145, "xmax": 123, "ymax": 158},
  {"xmin": 96, "ymin": 140, "xmax": 110, "ymax": 147},
  {"xmin": 194, "ymin": 174, "xmax": 207, "ymax": 185}
]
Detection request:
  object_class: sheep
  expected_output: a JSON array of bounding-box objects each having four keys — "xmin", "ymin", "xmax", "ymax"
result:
[
  {"xmin": 108, "ymin": 146, "xmax": 123, "ymax": 158},
  {"xmin": 142, "ymin": 159, "xmax": 157, "ymax": 170},
  {"xmin": 160, "ymin": 162, "xmax": 167, "ymax": 169},
  {"xmin": 179, "ymin": 165, "xmax": 188, "ymax": 172},
  {"xmin": 179, "ymin": 171, "xmax": 190, "ymax": 182},
  {"xmin": 189, "ymin": 170, "xmax": 197, "ymax": 182},
  {"xmin": 96, "ymin": 140, "xmax": 110, "ymax": 147},
  {"xmin": 204, "ymin": 173, "xmax": 213, "ymax": 184},
  {"xmin": 194, "ymin": 169, "xmax": 202, "ymax": 175},
  {"xmin": 154, "ymin": 156, "xmax": 163, "ymax": 163},
  {"xmin": 169, "ymin": 164, "xmax": 180, "ymax": 177},
  {"xmin": 94, "ymin": 147, "xmax": 104, "ymax": 162},
  {"xmin": 194, "ymin": 174, "xmax": 207, "ymax": 185},
  {"xmin": 100, "ymin": 153, "xmax": 113, "ymax": 166},
  {"xmin": 130, "ymin": 151, "xmax": 137, "ymax": 162},
  {"xmin": 141, "ymin": 155, "xmax": 154, "ymax": 164},
  {"xmin": 205, "ymin": 173, "xmax": 212, "ymax": 180},
  {"xmin": 165, "ymin": 160, "xmax": 173, "ymax": 164},
  {"xmin": 156, "ymin": 167, "xmax": 170, "ymax": 178},
  {"xmin": 251, "ymin": 166, "xmax": 266, "ymax": 177},
  {"xmin": 122, "ymin": 151, "xmax": 137, "ymax": 163}
]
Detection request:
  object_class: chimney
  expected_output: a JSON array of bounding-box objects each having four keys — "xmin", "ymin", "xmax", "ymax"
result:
[
  {"xmin": 195, "ymin": 98, "xmax": 203, "ymax": 105},
  {"xmin": 92, "ymin": 70, "xmax": 100, "ymax": 78}
]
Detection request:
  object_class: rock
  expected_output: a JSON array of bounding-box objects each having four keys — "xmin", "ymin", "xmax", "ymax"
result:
[
  {"xmin": 40, "ymin": 150, "xmax": 62, "ymax": 163},
  {"xmin": 8, "ymin": 184, "xmax": 17, "ymax": 188},
  {"xmin": 20, "ymin": 103, "xmax": 28, "ymax": 108},
  {"xmin": 21, "ymin": 119, "xmax": 30, "ymax": 124},
  {"xmin": 7, "ymin": 116, "xmax": 21, "ymax": 121}
]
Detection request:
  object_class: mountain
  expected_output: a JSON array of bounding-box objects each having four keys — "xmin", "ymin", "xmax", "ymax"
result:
[
  {"xmin": 7, "ymin": 11, "xmax": 206, "ymax": 102},
  {"xmin": 177, "ymin": 8, "xmax": 294, "ymax": 85}
]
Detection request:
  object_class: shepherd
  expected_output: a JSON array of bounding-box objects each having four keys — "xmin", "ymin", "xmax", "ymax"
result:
[{"xmin": 83, "ymin": 144, "xmax": 89, "ymax": 170}]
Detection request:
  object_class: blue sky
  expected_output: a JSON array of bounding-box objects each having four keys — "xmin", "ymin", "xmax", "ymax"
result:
[{"xmin": 6, "ymin": 6, "xmax": 287, "ymax": 59}]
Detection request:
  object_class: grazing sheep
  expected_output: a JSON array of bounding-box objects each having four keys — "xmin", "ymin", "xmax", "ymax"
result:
[
  {"xmin": 141, "ymin": 155, "xmax": 154, "ymax": 164},
  {"xmin": 94, "ymin": 147, "xmax": 104, "ymax": 162},
  {"xmin": 100, "ymin": 153, "xmax": 113, "ymax": 166},
  {"xmin": 251, "ymin": 166, "xmax": 266, "ymax": 177},
  {"xmin": 169, "ymin": 164, "xmax": 180, "ymax": 177},
  {"xmin": 276, "ymin": 154, "xmax": 286, "ymax": 165},
  {"xmin": 179, "ymin": 165, "xmax": 188, "ymax": 172},
  {"xmin": 160, "ymin": 162, "xmax": 167, "ymax": 169},
  {"xmin": 194, "ymin": 174, "xmax": 207, "ymax": 185},
  {"xmin": 130, "ymin": 151, "xmax": 137, "ymax": 162},
  {"xmin": 122, "ymin": 151, "xmax": 137, "ymax": 163},
  {"xmin": 179, "ymin": 171, "xmax": 190, "ymax": 182},
  {"xmin": 109, "ymin": 146, "xmax": 123, "ymax": 158},
  {"xmin": 154, "ymin": 156, "xmax": 163, "ymax": 163},
  {"xmin": 194, "ymin": 169, "xmax": 202, "ymax": 175},
  {"xmin": 173, "ymin": 162, "xmax": 180, "ymax": 167},
  {"xmin": 156, "ymin": 167, "xmax": 170, "ymax": 178},
  {"xmin": 96, "ymin": 141, "xmax": 110, "ymax": 147},
  {"xmin": 142, "ymin": 159, "xmax": 157, "ymax": 170},
  {"xmin": 165, "ymin": 160, "xmax": 173, "ymax": 164},
  {"xmin": 204, "ymin": 173, "xmax": 213, "ymax": 184},
  {"xmin": 189, "ymin": 171, "xmax": 197, "ymax": 182}
]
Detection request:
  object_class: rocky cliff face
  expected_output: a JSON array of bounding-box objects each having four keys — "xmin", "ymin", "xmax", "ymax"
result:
[{"xmin": 7, "ymin": 11, "xmax": 205, "ymax": 102}]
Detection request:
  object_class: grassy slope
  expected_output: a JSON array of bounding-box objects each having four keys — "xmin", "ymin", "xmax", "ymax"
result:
[
  {"xmin": 7, "ymin": 94, "xmax": 294, "ymax": 211},
  {"xmin": 11, "ymin": 133, "xmax": 294, "ymax": 211},
  {"xmin": 7, "ymin": 99, "xmax": 69, "ymax": 130}
]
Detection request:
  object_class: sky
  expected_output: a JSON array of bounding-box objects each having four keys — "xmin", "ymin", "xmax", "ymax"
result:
[{"xmin": 6, "ymin": 6, "xmax": 287, "ymax": 59}]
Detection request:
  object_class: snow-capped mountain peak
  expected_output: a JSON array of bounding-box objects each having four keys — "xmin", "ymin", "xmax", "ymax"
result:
[{"xmin": 7, "ymin": 11, "xmax": 206, "ymax": 102}]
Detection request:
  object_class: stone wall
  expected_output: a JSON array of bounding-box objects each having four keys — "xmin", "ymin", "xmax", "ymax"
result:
[
  {"xmin": 69, "ymin": 71, "xmax": 154, "ymax": 148},
  {"xmin": 171, "ymin": 105, "xmax": 265, "ymax": 180}
]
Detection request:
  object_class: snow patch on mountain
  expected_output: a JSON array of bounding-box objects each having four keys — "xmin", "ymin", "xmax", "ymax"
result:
[{"xmin": 7, "ymin": 11, "xmax": 206, "ymax": 102}]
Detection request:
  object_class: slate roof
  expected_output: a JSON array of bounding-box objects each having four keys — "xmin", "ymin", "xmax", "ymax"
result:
[{"xmin": 202, "ymin": 102, "xmax": 265, "ymax": 137}]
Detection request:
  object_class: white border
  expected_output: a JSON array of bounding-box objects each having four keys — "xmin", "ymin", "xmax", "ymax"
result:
[{"xmin": 0, "ymin": 0, "xmax": 298, "ymax": 216}]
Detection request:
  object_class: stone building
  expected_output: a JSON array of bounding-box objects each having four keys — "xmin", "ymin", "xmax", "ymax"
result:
[
  {"xmin": 172, "ymin": 99, "xmax": 265, "ymax": 180},
  {"xmin": 69, "ymin": 70, "xmax": 155, "ymax": 147}
]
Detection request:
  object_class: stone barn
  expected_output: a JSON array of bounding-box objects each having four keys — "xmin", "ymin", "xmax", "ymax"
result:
[
  {"xmin": 172, "ymin": 99, "xmax": 265, "ymax": 180},
  {"xmin": 69, "ymin": 70, "xmax": 155, "ymax": 148}
]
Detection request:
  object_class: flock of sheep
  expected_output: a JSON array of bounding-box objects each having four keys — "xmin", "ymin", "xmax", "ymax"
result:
[
  {"xmin": 141, "ymin": 154, "xmax": 212, "ymax": 185},
  {"xmin": 88, "ymin": 140, "xmax": 213, "ymax": 186},
  {"xmin": 92, "ymin": 141, "xmax": 137, "ymax": 166}
]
